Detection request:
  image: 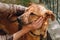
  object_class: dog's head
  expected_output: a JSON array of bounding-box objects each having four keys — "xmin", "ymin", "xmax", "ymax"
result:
[{"xmin": 18, "ymin": 3, "xmax": 55, "ymax": 25}]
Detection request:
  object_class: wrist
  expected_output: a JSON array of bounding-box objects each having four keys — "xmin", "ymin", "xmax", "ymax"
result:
[{"xmin": 26, "ymin": 24, "xmax": 33, "ymax": 30}]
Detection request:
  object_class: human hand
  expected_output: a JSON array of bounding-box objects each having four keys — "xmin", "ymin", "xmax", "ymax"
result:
[{"xmin": 27, "ymin": 17, "xmax": 44, "ymax": 30}]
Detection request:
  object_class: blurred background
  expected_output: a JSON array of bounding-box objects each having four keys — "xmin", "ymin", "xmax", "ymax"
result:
[{"xmin": 0, "ymin": 0, "xmax": 60, "ymax": 40}]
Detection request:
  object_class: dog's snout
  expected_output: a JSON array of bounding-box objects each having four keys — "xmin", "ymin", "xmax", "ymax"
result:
[
  {"xmin": 18, "ymin": 16, "xmax": 22, "ymax": 20},
  {"xmin": 18, "ymin": 16, "xmax": 23, "ymax": 23},
  {"xmin": 18, "ymin": 16, "xmax": 29, "ymax": 24}
]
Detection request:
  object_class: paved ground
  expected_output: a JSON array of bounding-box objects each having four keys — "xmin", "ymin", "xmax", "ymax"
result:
[{"xmin": 48, "ymin": 20, "xmax": 60, "ymax": 40}]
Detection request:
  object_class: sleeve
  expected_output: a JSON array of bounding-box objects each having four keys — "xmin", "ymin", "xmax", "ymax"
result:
[
  {"xmin": 0, "ymin": 2, "xmax": 16, "ymax": 14},
  {"xmin": 0, "ymin": 2, "xmax": 27, "ymax": 16}
]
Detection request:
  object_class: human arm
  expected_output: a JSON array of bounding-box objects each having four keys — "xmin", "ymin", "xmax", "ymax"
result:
[{"xmin": 13, "ymin": 17, "xmax": 44, "ymax": 40}]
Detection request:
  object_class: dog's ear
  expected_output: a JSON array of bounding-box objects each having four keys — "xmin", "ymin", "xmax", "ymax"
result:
[
  {"xmin": 50, "ymin": 13, "xmax": 55, "ymax": 21},
  {"xmin": 46, "ymin": 10, "xmax": 55, "ymax": 21}
]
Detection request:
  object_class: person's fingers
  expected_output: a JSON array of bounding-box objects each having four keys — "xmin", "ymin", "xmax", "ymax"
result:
[
  {"xmin": 31, "ymin": 17, "xmax": 45, "ymax": 29},
  {"xmin": 37, "ymin": 18, "xmax": 45, "ymax": 28},
  {"xmin": 31, "ymin": 17, "xmax": 42, "ymax": 25},
  {"xmin": 36, "ymin": 18, "xmax": 45, "ymax": 28},
  {"xmin": 38, "ymin": 19, "xmax": 44, "ymax": 27},
  {"xmin": 35, "ymin": 17, "xmax": 43, "ymax": 24},
  {"xmin": 33, "ymin": 17, "xmax": 42, "ymax": 27},
  {"xmin": 38, "ymin": 17, "xmax": 44, "ymax": 25}
]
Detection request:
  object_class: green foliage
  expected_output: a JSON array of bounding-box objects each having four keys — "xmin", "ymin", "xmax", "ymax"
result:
[
  {"xmin": 0, "ymin": 0, "xmax": 31, "ymax": 6},
  {"xmin": 19, "ymin": 0, "xmax": 31, "ymax": 6}
]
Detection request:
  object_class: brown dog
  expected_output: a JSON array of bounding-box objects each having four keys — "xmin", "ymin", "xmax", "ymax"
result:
[{"xmin": 18, "ymin": 3, "xmax": 55, "ymax": 40}]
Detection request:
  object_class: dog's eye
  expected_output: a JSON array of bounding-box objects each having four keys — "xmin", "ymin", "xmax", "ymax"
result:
[
  {"xmin": 45, "ymin": 13, "xmax": 50, "ymax": 16},
  {"xmin": 30, "ymin": 13, "xmax": 35, "ymax": 15}
]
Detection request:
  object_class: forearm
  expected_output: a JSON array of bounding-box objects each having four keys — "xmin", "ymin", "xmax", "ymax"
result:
[{"xmin": 13, "ymin": 25, "xmax": 32, "ymax": 40}]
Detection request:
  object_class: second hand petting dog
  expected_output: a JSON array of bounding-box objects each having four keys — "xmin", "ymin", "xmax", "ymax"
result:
[{"xmin": 0, "ymin": 3, "xmax": 55, "ymax": 40}]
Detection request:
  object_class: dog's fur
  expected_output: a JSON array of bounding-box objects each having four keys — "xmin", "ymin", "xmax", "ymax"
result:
[{"xmin": 18, "ymin": 3, "xmax": 55, "ymax": 40}]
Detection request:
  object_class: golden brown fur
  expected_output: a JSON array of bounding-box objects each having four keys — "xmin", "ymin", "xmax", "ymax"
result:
[{"xmin": 19, "ymin": 3, "xmax": 55, "ymax": 40}]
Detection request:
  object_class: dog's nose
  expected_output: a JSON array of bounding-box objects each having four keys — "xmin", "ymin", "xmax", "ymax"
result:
[
  {"xmin": 17, "ymin": 16, "xmax": 25, "ymax": 26},
  {"xmin": 18, "ymin": 16, "xmax": 22, "ymax": 21}
]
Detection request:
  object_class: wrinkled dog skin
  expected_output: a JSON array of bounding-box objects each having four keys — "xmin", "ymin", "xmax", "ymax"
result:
[{"xmin": 18, "ymin": 3, "xmax": 55, "ymax": 40}]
